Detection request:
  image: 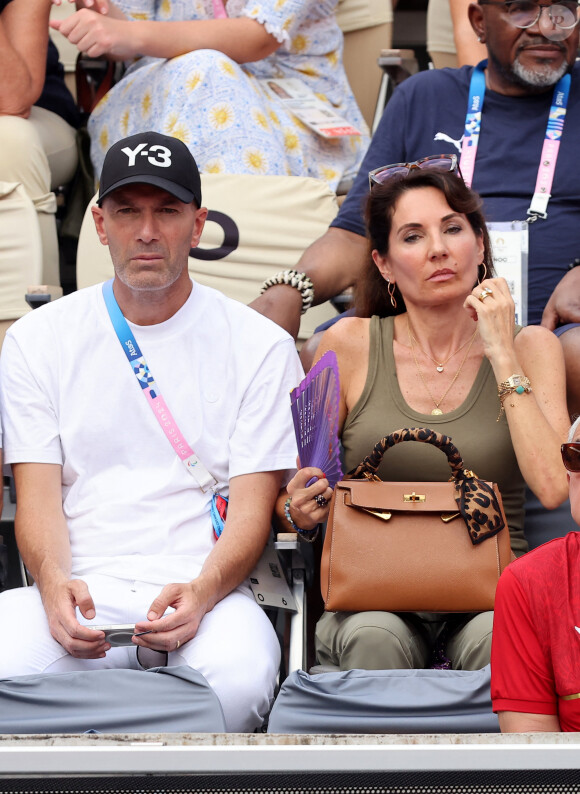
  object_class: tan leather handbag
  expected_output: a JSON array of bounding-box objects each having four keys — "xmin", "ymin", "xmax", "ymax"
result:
[{"xmin": 320, "ymin": 427, "xmax": 512, "ymax": 613}]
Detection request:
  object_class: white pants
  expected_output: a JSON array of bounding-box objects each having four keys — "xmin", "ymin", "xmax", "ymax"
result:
[
  {"xmin": 0, "ymin": 575, "xmax": 280, "ymax": 732},
  {"xmin": 0, "ymin": 107, "xmax": 77, "ymax": 289}
]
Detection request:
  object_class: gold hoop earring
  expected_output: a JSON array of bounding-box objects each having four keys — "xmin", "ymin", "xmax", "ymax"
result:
[
  {"xmin": 477, "ymin": 263, "xmax": 487, "ymax": 284},
  {"xmin": 387, "ymin": 281, "xmax": 397, "ymax": 309}
]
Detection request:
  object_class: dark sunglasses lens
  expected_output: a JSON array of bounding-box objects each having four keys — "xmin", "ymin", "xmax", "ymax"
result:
[
  {"xmin": 417, "ymin": 157, "xmax": 456, "ymax": 173},
  {"xmin": 562, "ymin": 444, "xmax": 580, "ymax": 472},
  {"xmin": 371, "ymin": 165, "xmax": 410, "ymax": 185}
]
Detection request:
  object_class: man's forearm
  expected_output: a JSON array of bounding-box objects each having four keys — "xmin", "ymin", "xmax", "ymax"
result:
[
  {"xmin": 13, "ymin": 463, "xmax": 71, "ymax": 593},
  {"xmin": 191, "ymin": 471, "xmax": 282, "ymax": 613},
  {"xmin": 249, "ymin": 227, "xmax": 367, "ymax": 337},
  {"xmin": 297, "ymin": 227, "xmax": 368, "ymax": 304},
  {"xmin": 0, "ymin": 0, "xmax": 51, "ymax": 115}
]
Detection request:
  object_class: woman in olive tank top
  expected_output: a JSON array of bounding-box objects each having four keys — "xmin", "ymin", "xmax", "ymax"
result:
[{"xmin": 280, "ymin": 165, "xmax": 570, "ymax": 671}]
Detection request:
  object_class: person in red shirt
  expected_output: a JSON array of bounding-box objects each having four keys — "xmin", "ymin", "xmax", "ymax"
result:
[{"xmin": 491, "ymin": 415, "xmax": 580, "ymax": 732}]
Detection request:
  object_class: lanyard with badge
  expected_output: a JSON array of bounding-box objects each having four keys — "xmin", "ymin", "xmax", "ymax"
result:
[
  {"xmin": 460, "ymin": 59, "xmax": 571, "ymax": 325},
  {"xmin": 102, "ymin": 278, "xmax": 228, "ymax": 539},
  {"xmin": 102, "ymin": 277, "xmax": 297, "ymax": 611}
]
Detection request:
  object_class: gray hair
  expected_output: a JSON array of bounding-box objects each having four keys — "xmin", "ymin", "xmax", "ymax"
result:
[{"xmin": 569, "ymin": 416, "xmax": 580, "ymax": 442}]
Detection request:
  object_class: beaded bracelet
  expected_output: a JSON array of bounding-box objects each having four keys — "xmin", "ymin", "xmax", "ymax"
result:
[
  {"xmin": 260, "ymin": 269, "xmax": 315, "ymax": 315},
  {"xmin": 284, "ymin": 496, "xmax": 320, "ymax": 543},
  {"xmin": 497, "ymin": 374, "xmax": 532, "ymax": 421}
]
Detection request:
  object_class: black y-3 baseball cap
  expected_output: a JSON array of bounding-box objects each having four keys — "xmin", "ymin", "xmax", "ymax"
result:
[{"xmin": 97, "ymin": 131, "xmax": 202, "ymax": 206}]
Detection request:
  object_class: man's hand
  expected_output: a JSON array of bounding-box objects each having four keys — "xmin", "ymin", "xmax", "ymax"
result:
[
  {"xmin": 133, "ymin": 582, "xmax": 207, "ymax": 653},
  {"xmin": 49, "ymin": 9, "xmax": 131, "ymax": 58},
  {"xmin": 541, "ymin": 267, "xmax": 580, "ymax": 330},
  {"xmin": 41, "ymin": 578, "xmax": 109, "ymax": 658}
]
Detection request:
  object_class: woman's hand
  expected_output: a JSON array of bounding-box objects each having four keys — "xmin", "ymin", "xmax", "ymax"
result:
[
  {"xmin": 49, "ymin": 8, "xmax": 132, "ymax": 58},
  {"xmin": 463, "ymin": 277, "xmax": 516, "ymax": 363},
  {"xmin": 286, "ymin": 466, "xmax": 333, "ymax": 532}
]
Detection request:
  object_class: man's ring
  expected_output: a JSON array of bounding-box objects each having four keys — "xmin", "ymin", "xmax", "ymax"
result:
[
  {"xmin": 176, "ymin": 639, "xmax": 180, "ymax": 650},
  {"xmin": 478, "ymin": 287, "xmax": 493, "ymax": 302},
  {"xmin": 315, "ymin": 495, "xmax": 328, "ymax": 508}
]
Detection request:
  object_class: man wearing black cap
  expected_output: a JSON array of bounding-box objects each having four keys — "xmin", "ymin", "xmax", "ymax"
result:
[{"xmin": 0, "ymin": 132, "xmax": 303, "ymax": 733}]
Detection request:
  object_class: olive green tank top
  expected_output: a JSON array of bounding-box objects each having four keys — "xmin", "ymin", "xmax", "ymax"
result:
[{"xmin": 341, "ymin": 316, "xmax": 527, "ymax": 555}]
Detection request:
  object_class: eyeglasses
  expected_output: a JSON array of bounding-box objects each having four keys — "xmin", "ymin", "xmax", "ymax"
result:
[
  {"xmin": 561, "ymin": 442, "xmax": 580, "ymax": 472},
  {"xmin": 368, "ymin": 154, "xmax": 461, "ymax": 190},
  {"xmin": 478, "ymin": 0, "xmax": 580, "ymax": 29}
]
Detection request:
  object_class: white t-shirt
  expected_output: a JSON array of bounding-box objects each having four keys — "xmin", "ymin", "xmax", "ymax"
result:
[{"xmin": 0, "ymin": 281, "xmax": 303, "ymax": 584}]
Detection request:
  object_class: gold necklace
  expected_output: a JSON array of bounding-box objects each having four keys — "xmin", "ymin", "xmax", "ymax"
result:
[
  {"xmin": 407, "ymin": 320, "xmax": 478, "ymax": 373},
  {"xmin": 407, "ymin": 323, "xmax": 478, "ymax": 415}
]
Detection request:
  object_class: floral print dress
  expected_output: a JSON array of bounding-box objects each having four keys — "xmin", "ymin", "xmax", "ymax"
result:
[{"xmin": 88, "ymin": 0, "xmax": 370, "ymax": 190}]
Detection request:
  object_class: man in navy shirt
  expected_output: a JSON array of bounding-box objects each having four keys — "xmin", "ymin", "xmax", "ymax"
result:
[{"xmin": 252, "ymin": 0, "xmax": 580, "ymax": 414}]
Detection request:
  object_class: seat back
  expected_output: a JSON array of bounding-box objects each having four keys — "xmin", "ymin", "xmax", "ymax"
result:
[{"xmin": 77, "ymin": 173, "xmax": 340, "ymax": 343}]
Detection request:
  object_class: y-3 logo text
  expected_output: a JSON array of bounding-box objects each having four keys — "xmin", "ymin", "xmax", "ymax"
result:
[{"xmin": 121, "ymin": 144, "xmax": 172, "ymax": 168}]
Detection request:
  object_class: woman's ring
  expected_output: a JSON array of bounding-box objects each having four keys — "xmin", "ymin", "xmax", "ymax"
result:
[
  {"xmin": 176, "ymin": 639, "xmax": 180, "ymax": 650},
  {"xmin": 478, "ymin": 287, "xmax": 493, "ymax": 302},
  {"xmin": 315, "ymin": 494, "xmax": 329, "ymax": 508}
]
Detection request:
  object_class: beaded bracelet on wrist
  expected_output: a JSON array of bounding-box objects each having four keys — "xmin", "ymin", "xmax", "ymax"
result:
[
  {"xmin": 284, "ymin": 496, "xmax": 320, "ymax": 543},
  {"xmin": 260, "ymin": 269, "xmax": 315, "ymax": 315}
]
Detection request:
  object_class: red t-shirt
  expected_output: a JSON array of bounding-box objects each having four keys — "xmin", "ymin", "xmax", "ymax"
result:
[{"xmin": 491, "ymin": 532, "xmax": 580, "ymax": 731}]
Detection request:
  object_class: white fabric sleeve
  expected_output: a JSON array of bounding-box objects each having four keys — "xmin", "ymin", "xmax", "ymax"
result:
[
  {"xmin": 0, "ymin": 329, "xmax": 62, "ymax": 465},
  {"xmin": 241, "ymin": 0, "xmax": 315, "ymax": 44},
  {"xmin": 228, "ymin": 336, "xmax": 303, "ymax": 480}
]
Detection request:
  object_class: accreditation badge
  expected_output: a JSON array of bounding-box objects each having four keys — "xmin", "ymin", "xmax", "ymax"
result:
[{"xmin": 486, "ymin": 221, "xmax": 529, "ymax": 326}]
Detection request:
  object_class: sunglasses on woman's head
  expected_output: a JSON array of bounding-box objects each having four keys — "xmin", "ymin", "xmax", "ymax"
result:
[
  {"xmin": 561, "ymin": 442, "xmax": 580, "ymax": 473},
  {"xmin": 368, "ymin": 154, "xmax": 462, "ymax": 189}
]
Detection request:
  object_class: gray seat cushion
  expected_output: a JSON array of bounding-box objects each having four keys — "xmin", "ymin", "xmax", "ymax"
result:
[
  {"xmin": 268, "ymin": 666, "xmax": 499, "ymax": 734},
  {"xmin": 0, "ymin": 665, "xmax": 225, "ymax": 734}
]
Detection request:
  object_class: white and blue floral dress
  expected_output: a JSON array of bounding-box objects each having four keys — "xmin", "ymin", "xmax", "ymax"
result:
[{"xmin": 88, "ymin": 0, "xmax": 370, "ymax": 190}]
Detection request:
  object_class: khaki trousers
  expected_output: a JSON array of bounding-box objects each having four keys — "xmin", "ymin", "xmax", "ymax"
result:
[
  {"xmin": 0, "ymin": 108, "xmax": 77, "ymax": 290},
  {"xmin": 315, "ymin": 609, "xmax": 493, "ymax": 671}
]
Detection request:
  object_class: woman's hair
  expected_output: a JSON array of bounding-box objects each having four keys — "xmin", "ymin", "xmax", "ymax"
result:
[{"xmin": 355, "ymin": 170, "xmax": 495, "ymax": 318}]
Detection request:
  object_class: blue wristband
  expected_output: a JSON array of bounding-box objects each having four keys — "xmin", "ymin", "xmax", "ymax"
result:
[{"xmin": 284, "ymin": 497, "xmax": 319, "ymax": 543}]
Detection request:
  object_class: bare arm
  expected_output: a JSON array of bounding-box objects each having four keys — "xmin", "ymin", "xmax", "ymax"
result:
[
  {"xmin": 250, "ymin": 227, "xmax": 368, "ymax": 338},
  {"xmin": 133, "ymin": 470, "xmax": 284, "ymax": 651},
  {"xmin": 450, "ymin": 0, "xmax": 487, "ymax": 66},
  {"xmin": 464, "ymin": 278, "xmax": 569, "ymax": 509},
  {"xmin": 50, "ymin": 10, "xmax": 280, "ymax": 63},
  {"xmin": 13, "ymin": 462, "xmax": 108, "ymax": 657},
  {"xmin": 498, "ymin": 711, "xmax": 561, "ymax": 733},
  {"xmin": 541, "ymin": 267, "xmax": 580, "ymax": 330},
  {"xmin": 0, "ymin": 0, "xmax": 51, "ymax": 117}
]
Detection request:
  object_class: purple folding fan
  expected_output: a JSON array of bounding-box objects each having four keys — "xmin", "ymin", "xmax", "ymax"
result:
[{"xmin": 290, "ymin": 349, "xmax": 343, "ymax": 489}]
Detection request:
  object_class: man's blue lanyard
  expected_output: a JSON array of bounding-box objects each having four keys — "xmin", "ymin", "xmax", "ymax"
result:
[
  {"xmin": 102, "ymin": 279, "xmax": 218, "ymax": 493},
  {"xmin": 460, "ymin": 59, "xmax": 571, "ymax": 221}
]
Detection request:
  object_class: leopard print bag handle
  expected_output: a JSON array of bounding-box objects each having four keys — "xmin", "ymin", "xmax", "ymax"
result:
[{"xmin": 348, "ymin": 427, "xmax": 506, "ymax": 546}]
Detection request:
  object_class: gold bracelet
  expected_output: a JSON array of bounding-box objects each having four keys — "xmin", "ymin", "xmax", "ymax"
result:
[{"xmin": 497, "ymin": 374, "xmax": 532, "ymax": 421}]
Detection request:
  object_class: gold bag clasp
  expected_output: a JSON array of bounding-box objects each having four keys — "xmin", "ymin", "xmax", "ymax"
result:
[{"xmin": 403, "ymin": 492, "xmax": 425, "ymax": 503}]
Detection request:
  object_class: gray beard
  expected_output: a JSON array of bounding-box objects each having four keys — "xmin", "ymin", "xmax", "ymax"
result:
[
  {"xmin": 512, "ymin": 55, "xmax": 569, "ymax": 88},
  {"xmin": 488, "ymin": 47, "xmax": 569, "ymax": 91}
]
